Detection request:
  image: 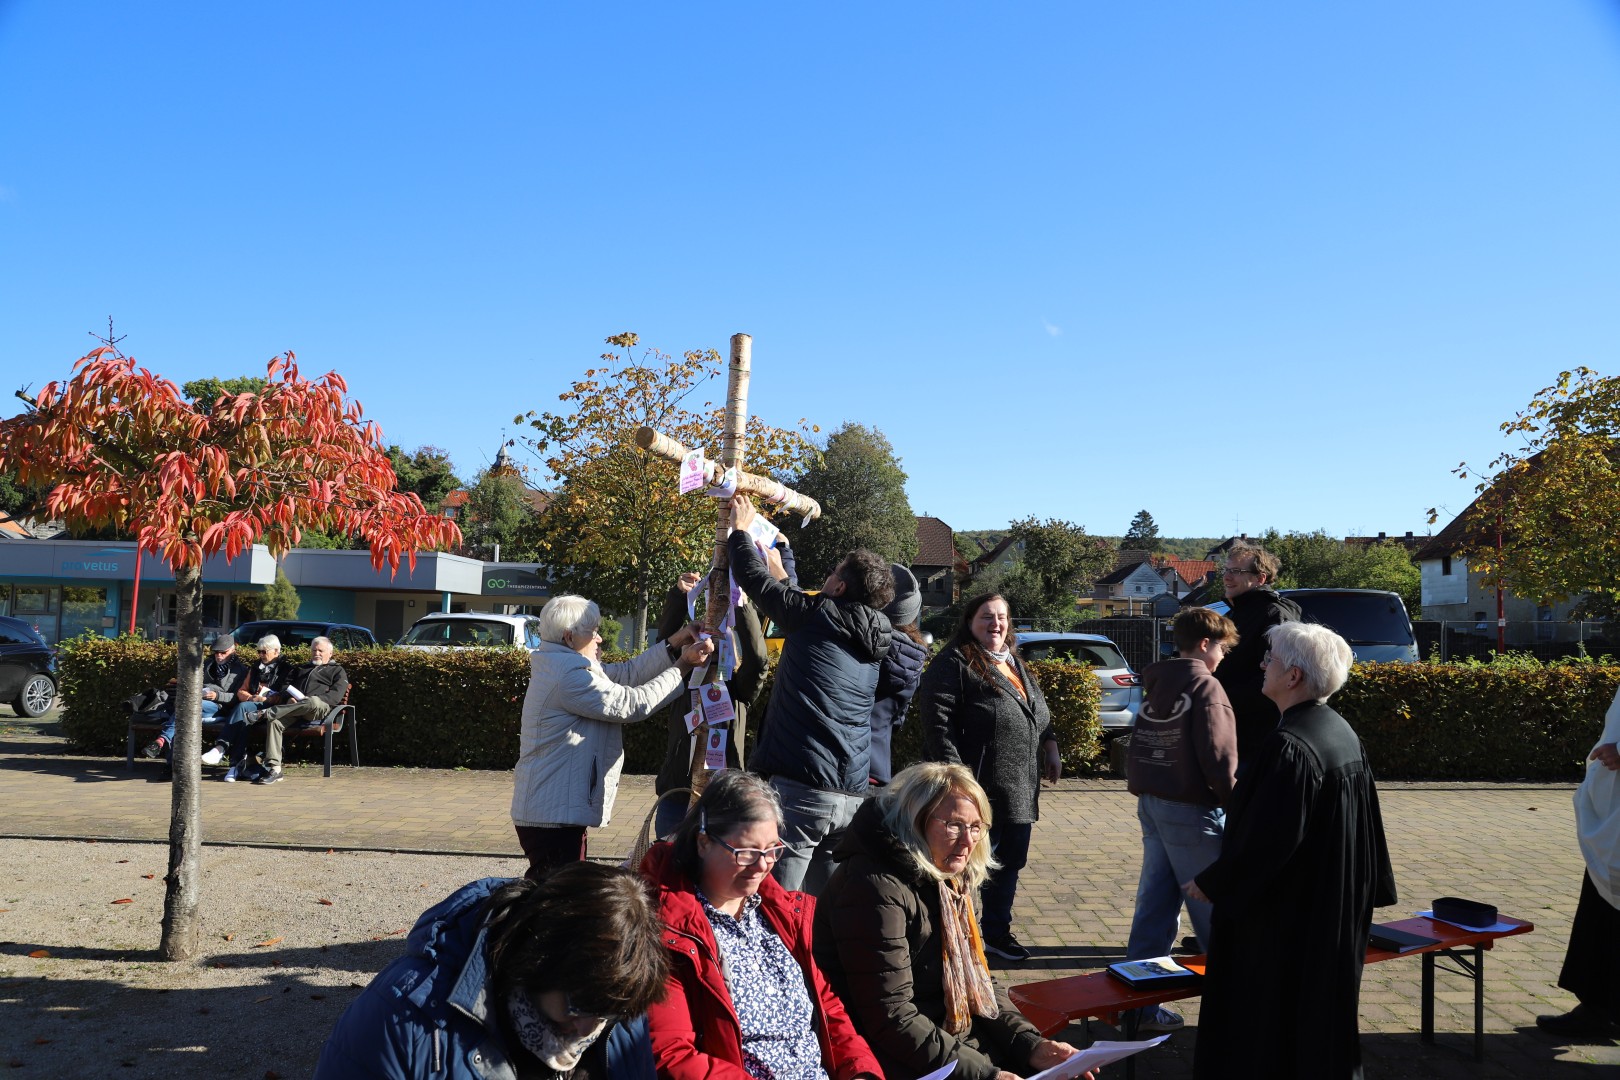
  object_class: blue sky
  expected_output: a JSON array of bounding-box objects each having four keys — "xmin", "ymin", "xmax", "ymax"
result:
[{"xmin": 4, "ymin": 2, "xmax": 1619, "ymax": 540}]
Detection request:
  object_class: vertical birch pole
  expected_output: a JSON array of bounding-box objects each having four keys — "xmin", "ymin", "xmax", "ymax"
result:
[{"xmin": 689, "ymin": 334, "xmax": 752, "ymax": 796}]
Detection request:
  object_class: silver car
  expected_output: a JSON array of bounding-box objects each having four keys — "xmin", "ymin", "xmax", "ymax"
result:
[{"xmin": 1015, "ymin": 631, "xmax": 1143, "ymax": 733}]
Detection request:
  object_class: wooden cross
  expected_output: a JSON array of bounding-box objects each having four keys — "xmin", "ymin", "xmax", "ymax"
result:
[{"xmin": 635, "ymin": 333, "xmax": 821, "ymax": 796}]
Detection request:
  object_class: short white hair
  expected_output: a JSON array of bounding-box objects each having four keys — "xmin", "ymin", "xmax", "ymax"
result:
[
  {"xmin": 1266, "ymin": 622, "xmax": 1353, "ymax": 701},
  {"xmin": 257, "ymin": 634, "xmax": 281, "ymax": 653},
  {"xmin": 539, "ymin": 595, "xmax": 600, "ymax": 644},
  {"xmin": 311, "ymin": 635, "xmax": 333, "ymax": 652}
]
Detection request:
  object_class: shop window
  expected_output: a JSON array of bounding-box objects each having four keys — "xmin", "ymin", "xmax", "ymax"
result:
[{"xmin": 61, "ymin": 586, "xmax": 107, "ymax": 642}]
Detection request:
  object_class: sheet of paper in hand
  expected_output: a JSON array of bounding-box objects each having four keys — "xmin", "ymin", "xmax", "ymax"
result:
[
  {"xmin": 1106, "ymin": 956, "xmax": 1201, "ymax": 989},
  {"xmin": 285, "ymin": 685, "xmax": 306, "ymax": 702},
  {"xmin": 1027, "ymin": 1037, "xmax": 1170, "ymax": 1080}
]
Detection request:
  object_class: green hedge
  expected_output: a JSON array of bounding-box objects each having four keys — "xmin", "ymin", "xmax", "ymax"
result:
[
  {"xmin": 1334, "ymin": 660, "xmax": 1618, "ymax": 781},
  {"xmin": 70, "ymin": 638, "xmax": 1616, "ymax": 781}
]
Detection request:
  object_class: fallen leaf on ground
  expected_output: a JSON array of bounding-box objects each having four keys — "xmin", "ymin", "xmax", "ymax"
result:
[
  {"xmin": 253, "ymin": 995, "xmax": 273, "ymax": 1003},
  {"xmin": 0, "ymin": 909, "xmax": 10, "ymax": 914},
  {"xmin": 212, "ymin": 962, "xmax": 232, "ymax": 969},
  {"xmin": 310, "ymin": 993, "xmax": 326, "ymax": 1000},
  {"xmin": 254, "ymin": 936, "xmax": 283, "ymax": 948},
  {"xmin": 388, "ymin": 928, "xmax": 405, "ymax": 936},
  {"xmin": 116, "ymin": 859, "xmax": 129, "ymax": 864},
  {"xmin": 110, "ymin": 898, "xmax": 134, "ymax": 905},
  {"xmin": 28, "ymin": 949, "xmax": 49, "ymax": 958},
  {"xmin": 224, "ymin": 933, "xmax": 235, "ymax": 941},
  {"xmin": 142, "ymin": 874, "xmax": 155, "ymax": 880},
  {"xmin": 316, "ymin": 898, "xmax": 334, "ymax": 906}
]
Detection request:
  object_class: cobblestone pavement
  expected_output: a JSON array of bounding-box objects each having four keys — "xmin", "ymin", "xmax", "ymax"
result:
[{"xmin": 2, "ymin": 713, "xmax": 1616, "ymax": 1076}]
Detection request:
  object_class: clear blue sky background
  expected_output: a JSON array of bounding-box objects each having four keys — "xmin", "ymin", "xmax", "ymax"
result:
[{"xmin": 4, "ymin": 2, "xmax": 1619, "ymax": 540}]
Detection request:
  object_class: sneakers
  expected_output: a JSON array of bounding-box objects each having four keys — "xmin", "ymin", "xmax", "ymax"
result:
[
  {"xmin": 141, "ymin": 739, "xmax": 166, "ymax": 759},
  {"xmin": 1536, "ymin": 1004, "xmax": 1620, "ymax": 1040},
  {"xmin": 252, "ymin": 767, "xmax": 284, "ymax": 785},
  {"xmin": 981, "ymin": 932, "xmax": 1031, "ymax": 962},
  {"xmin": 200, "ymin": 744, "xmax": 225, "ymax": 766},
  {"xmin": 1135, "ymin": 1005, "xmax": 1185, "ymax": 1033},
  {"xmin": 222, "ymin": 762, "xmax": 242, "ymax": 782}
]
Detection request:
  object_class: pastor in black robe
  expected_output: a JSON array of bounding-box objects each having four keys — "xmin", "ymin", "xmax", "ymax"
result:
[{"xmin": 1192, "ymin": 700, "xmax": 1398, "ymax": 1079}]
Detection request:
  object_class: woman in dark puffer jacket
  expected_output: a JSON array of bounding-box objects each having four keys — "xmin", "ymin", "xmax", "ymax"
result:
[{"xmin": 813, "ymin": 763, "xmax": 1091, "ymax": 1080}]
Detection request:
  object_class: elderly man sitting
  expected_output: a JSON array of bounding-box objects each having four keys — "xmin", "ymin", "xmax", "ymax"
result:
[{"xmin": 251, "ymin": 635, "xmax": 351, "ymax": 786}]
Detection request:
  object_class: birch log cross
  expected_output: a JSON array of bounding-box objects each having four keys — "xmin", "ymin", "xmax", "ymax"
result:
[{"xmin": 634, "ymin": 333, "xmax": 821, "ymax": 793}]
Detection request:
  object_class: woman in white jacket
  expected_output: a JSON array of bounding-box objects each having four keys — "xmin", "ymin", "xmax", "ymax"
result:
[{"xmin": 513, "ymin": 594, "xmax": 713, "ymax": 879}]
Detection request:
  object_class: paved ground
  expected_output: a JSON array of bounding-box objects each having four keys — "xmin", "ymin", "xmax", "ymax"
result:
[{"xmin": 2, "ymin": 711, "xmax": 1617, "ymax": 1077}]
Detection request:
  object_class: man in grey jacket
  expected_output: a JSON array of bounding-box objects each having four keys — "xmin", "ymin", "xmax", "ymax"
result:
[{"xmin": 729, "ymin": 496, "xmax": 893, "ymax": 893}]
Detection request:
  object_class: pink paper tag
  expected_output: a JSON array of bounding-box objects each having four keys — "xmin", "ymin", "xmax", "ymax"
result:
[
  {"xmin": 704, "ymin": 727, "xmax": 728, "ymax": 770},
  {"xmin": 701, "ymin": 682, "xmax": 736, "ymax": 725}
]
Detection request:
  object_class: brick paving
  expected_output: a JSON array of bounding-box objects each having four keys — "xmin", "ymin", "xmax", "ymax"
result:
[{"xmin": 2, "ymin": 714, "xmax": 1616, "ymax": 1076}]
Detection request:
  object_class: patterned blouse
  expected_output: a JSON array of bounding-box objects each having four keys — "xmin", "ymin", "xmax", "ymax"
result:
[{"xmin": 698, "ymin": 890, "xmax": 829, "ymax": 1080}]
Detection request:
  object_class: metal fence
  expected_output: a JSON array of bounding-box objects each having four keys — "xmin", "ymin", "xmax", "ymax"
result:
[{"xmin": 1415, "ymin": 621, "xmax": 1614, "ymax": 662}]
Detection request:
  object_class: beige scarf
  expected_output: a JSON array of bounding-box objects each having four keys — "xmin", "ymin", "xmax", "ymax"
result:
[{"xmin": 938, "ymin": 878, "xmax": 1000, "ymax": 1035}]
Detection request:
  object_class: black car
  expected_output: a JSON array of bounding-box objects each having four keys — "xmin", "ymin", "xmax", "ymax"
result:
[
  {"xmin": 230, "ymin": 620, "xmax": 378, "ymax": 651},
  {"xmin": 0, "ymin": 615, "xmax": 57, "ymax": 717}
]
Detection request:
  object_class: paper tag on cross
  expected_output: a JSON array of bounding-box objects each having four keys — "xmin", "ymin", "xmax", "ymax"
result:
[
  {"xmin": 705, "ymin": 466, "xmax": 738, "ymax": 499},
  {"xmin": 746, "ymin": 513, "xmax": 780, "ymax": 552},
  {"xmin": 683, "ymin": 708, "xmax": 700, "ymax": 735},
  {"xmin": 688, "ymin": 661, "xmax": 710, "ymax": 689},
  {"xmin": 679, "ymin": 448, "xmax": 708, "ymax": 494},
  {"xmin": 704, "ymin": 727, "xmax": 728, "ymax": 770},
  {"xmin": 700, "ymin": 682, "xmax": 736, "ymax": 725}
]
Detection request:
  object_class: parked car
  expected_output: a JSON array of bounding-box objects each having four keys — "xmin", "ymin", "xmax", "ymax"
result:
[
  {"xmin": 396, "ymin": 611, "xmax": 543, "ymax": 650},
  {"xmin": 0, "ymin": 615, "xmax": 58, "ymax": 717},
  {"xmin": 1015, "ymin": 631, "xmax": 1143, "ymax": 735},
  {"xmin": 231, "ymin": 620, "xmax": 379, "ymax": 651},
  {"xmin": 1278, "ymin": 589, "xmax": 1419, "ymax": 664}
]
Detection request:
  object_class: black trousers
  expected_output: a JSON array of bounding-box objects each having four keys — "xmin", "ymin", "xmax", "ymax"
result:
[{"xmin": 1557, "ymin": 870, "xmax": 1620, "ymax": 1022}]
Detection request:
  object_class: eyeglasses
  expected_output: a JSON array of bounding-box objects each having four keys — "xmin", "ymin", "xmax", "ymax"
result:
[
  {"xmin": 701, "ymin": 810, "xmax": 789, "ymax": 867},
  {"xmin": 931, "ymin": 817, "xmax": 984, "ymax": 842},
  {"xmin": 563, "ymin": 992, "xmax": 622, "ymax": 1025},
  {"xmin": 1221, "ymin": 565, "xmax": 1257, "ymax": 577},
  {"xmin": 1260, "ymin": 653, "xmax": 1293, "ymax": 670}
]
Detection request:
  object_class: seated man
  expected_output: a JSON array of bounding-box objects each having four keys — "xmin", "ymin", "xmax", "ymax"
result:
[
  {"xmin": 251, "ymin": 635, "xmax": 350, "ymax": 786},
  {"xmin": 142, "ymin": 633, "xmax": 249, "ymax": 761},
  {"xmin": 219, "ymin": 635, "xmax": 292, "ymax": 782}
]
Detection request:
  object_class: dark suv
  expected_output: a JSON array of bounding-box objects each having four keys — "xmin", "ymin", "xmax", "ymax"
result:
[
  {"xmin": 230, "ymin": 620, "xmax": 378, "ymax": 651},
  {"xmin": 0, "ymin": 615, "xmax": 58, "ymax": 717}
]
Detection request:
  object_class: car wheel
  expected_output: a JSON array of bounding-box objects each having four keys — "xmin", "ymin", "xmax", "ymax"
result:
[{"xmin": 16, "ymin": 673, "xmax": 57, "ymax": 718}]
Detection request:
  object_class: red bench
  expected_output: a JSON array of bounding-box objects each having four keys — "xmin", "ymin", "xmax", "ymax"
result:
[{"xmin": 1009, "ymin": 914, "xmax": 1534, "ymax": 1070}]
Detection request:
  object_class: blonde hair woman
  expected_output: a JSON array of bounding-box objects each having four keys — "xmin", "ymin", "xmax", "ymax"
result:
[{"xmin": 812, "ymin": 763, "xmax": 1092, "ymax": 1080}]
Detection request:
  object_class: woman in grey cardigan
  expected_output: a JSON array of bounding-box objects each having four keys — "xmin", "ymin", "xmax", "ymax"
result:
[
  {"xmin": 512, "ymin": 594, "xmax": 712, "ymax": 879},
  {"xmin": 918, "ymin": 593, "xmax": 1060, "ymax": 962}
]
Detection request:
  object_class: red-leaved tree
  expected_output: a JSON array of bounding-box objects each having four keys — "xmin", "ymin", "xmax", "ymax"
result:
[{"xmin": 0, "ymin": 347, "xmax": 461, "ymax": 959}]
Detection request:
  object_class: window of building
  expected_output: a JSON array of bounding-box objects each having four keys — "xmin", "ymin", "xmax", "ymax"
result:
[{"xmin": 1441, "ymin": 556, "xmax": 1452, "ymax": 576}]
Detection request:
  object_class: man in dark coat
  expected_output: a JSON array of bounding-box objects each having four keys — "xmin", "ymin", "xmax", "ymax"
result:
[
  {"xmin": 1189, "ymin": 622, "xmax": 1396, "ymax": 1079},
  {"xmin": 253, "ymin": 634, "xmax": 350, "ymax": 785},
  {"xmin": 729, "ymin": 495, "xmax": 893, "ymax": 894},
  {"xmin": 1213, "ymin": 542, "xmax": 1301, "ymax": 765}
]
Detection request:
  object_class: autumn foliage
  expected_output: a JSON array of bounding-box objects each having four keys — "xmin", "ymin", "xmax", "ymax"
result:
[{"xmin": 0, "ymin": 348, "xmax": 461, "ymax": 569}]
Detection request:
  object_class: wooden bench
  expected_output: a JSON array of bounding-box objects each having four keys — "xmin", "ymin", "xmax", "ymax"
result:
[
  {"xmin": 126, "ymin": 690, "xmax": 359, "ymax": 777},
  {"xmin": 1009, "ymin": 914, "xmax": 1534, "ymax": 1073}
]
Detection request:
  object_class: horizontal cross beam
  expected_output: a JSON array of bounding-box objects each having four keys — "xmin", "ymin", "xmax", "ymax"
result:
[{"xmin": 635, "ymin": 426, "xmax": 821, "ymax": 522}]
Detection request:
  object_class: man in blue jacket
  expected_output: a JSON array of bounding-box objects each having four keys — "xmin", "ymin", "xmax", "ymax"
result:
[
  {"xmin": 729, "ymin": 495, "xmax": 893, "ymax": 894},
  {"xmin": 315, "ymin": 863, "xmax": 666, "ymax": 1080}
]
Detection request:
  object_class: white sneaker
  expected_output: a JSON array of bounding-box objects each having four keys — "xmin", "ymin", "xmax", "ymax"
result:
[
  {"xmin": 222, "ymin": 762, "xmax": 241, "ymax": 782},
  {"xmin": 200, "ymin": 746, "xmax": 225, "ymax": 766}
]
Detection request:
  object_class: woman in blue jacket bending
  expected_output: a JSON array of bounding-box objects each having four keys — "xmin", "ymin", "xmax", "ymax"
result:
[{"xmin": 315, "ymin": 862, "xmax": 668, "ymax": 1080}]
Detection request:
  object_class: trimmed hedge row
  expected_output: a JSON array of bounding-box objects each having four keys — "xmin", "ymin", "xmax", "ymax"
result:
[
  {"xmin": 1334, "ymin": 661, "xmax": 1618, "ymax": 781},
  {"xmin": 56, "ymin": 637, "xmax": 1110, "ymax": 775}
]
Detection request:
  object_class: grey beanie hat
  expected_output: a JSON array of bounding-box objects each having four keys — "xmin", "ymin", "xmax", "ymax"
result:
[{"xmin": 885, "ymin": 564, "xmax": 922, "ymax": 627}]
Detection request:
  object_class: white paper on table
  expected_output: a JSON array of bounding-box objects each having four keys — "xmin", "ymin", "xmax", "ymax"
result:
[
  {"xmin": 914, "ymin": 1062, "xmax": 957, "ymax": 1080},
  {"xmin": 285, "ymin": 685, "xmax": 306, "ymax": 702},
  {"xmin": 1415, "ymin": 910, "xmax": 1519, "ymax": 934},
  {"xmin": 1026, "ymin": 1036, "xmax": 1169, "ymax": 1080}
]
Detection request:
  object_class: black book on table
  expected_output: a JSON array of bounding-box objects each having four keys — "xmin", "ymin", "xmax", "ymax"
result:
[
  {"xmin": 1107, "ymin": 957, "xmax": 1202, "ymax": 990},
  {"xmin": 1368, "ymin": 925, "xmax": 1441, "ymax": 953}
]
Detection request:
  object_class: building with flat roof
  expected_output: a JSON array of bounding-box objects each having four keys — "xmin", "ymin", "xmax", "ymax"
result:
[{"xmin": 0, "ymin": 537, "xmax": 550, "ymax": 645}]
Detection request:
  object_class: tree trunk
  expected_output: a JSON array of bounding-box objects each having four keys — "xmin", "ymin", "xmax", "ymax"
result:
[
  {"xmin": 632, "ymin": 598, "xmax": 648, "ymax": 654},
  {"xmin": 159, "ymin": 561, "xmax": 206, "ymax": 961}
]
